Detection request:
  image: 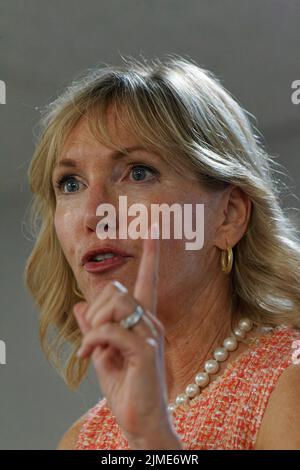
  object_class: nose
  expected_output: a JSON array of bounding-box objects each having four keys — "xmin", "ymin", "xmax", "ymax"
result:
[{"xmin": 83, "ymin": 182, "xmax": 118, "ymax": 233}]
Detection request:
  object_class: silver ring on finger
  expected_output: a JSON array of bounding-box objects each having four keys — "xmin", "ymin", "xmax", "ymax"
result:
[{"xmin": 120, "ymin": 304, "xmax": 145, "ymax": 330}]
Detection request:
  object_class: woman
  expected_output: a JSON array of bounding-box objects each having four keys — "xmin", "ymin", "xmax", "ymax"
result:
[{"xmin": 24, "ymin": 55, "xmax": 300, "ymax": 450}]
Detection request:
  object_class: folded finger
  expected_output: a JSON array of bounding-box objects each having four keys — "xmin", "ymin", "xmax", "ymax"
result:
[{"xmin": 77, "ymin": 322, "xmax": 157, "ymax": 359}]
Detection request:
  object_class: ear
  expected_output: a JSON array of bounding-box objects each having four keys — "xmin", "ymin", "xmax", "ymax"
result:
[{"xmin": 215, "ymin": 185, "xmax": 252, "ymax": 249}]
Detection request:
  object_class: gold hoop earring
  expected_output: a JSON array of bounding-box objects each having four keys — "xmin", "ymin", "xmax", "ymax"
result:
[{"xmin": 221, "ymin": 246, "xmax": 233, "ymax": 274}]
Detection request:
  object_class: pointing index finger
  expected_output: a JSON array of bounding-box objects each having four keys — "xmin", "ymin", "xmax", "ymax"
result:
[{"xmin": 133, "ymin": 223, "xmax": 160, "ymax": 315}]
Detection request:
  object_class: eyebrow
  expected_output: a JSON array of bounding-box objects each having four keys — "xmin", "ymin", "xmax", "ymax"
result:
[{"xmin": 53, "ymin": 145, "xmax": 149, "ymax": 170}]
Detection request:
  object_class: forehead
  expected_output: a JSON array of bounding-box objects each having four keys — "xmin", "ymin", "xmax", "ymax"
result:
[
  {"xmin": 53, "ymin": 112, "xmax": 160, "ymax": 172},
  {"xmin": 61, "ymin": 111, "xmax": 136, "ymax": 156}
]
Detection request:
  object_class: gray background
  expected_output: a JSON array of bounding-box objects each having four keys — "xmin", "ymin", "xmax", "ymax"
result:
[{"xmin": 0, "ymin": 0, "xmax": 299, "ymax": 450}]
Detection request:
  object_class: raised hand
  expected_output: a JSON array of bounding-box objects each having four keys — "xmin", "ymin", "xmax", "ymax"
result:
[{"xmin": 74, "ymin": 223, "xmax": 181, "ymax": 449}]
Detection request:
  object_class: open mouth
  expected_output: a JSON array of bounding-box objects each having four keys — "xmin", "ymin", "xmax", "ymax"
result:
[
  {"xmin": 83, "ymin": 252, "xmax": 131, "ymax": 274},
  {"xmin": 90, "ymin": 252, "xmax": 117, "ymax": 263}
]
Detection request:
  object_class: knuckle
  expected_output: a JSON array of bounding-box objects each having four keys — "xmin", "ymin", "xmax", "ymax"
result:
[
  {"xmin": 90, "ymin": 314, "xmax": 100, "ymax": 328},
  {"xmin": 86, "ymin": 310, "xmax": 95, "ymax": 323},
  {"xmin": 100, "ymin": 322, "xmax": 111, "ymax": 335},
  {"xmin": 112, "ymin": 292, "xmax": 130, "ymax": 310},
  {"xmin": 102, "ymin": 282, "xmax": 116, "ymax": 296}
]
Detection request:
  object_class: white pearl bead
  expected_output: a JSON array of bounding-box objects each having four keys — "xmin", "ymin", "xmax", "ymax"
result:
[
  {"xmin": 204, "ymin": 359, "xmax": 219, "ymax": 374},
  {"xmin": 175, "ymin": 393, "xmax": 189, "ymax": 406},
  {"xmin": 186, "ymin": 383, "xmax": 199, "ymax": 398},
  {"xmin": 166, "ymin": 318, "xmax": 252, "ymax": 418},
  {"xmin": 233, "ymin": 326, "xmax": 246, "ymax": 340},
  {"xmin": 195, "ymin": 372, "xmax": 210, "ymax": 387},
  {"xmin": 223, "ymin": 336, "xmax": 238, "ymax": 351},
  {"xmin": 167, "ymin": 403, "xmax": 177, "ymax": 413},
  {"xmin": 213, "ymin": 347, "xmax": 229, "ymax": 362},
  {"xmin": 239, "ymin": 317, "xmax": 253, "ymax": 332}
]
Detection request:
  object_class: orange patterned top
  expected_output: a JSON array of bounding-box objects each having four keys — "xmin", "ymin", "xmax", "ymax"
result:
[{"xmin": 75, "ymin": 324, "xmax": 300, "ymax": 450}]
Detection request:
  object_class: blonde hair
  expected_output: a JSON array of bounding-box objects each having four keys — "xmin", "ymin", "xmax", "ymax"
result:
[{"xmin": 24, "ymin": 54, "xmax": 300, "ymax": 389}]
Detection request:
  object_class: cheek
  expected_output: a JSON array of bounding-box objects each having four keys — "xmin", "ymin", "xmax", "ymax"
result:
[
  {"xmin": 156, "ymin": 237, "xmax": 206, "ymax": 307},
  {"xmin": 54, "ymin": 208, "xmax": 79, "ymax": 264},
  {"xmin": 161, "ymin": 237, "xmax": 203, "ymax": 272},
  {"xmin": 147, "ymin": 194, "xmax": 211, "ymax": 280}
]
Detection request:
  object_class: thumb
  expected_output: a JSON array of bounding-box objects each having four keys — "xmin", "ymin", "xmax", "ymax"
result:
[{"xmin": 73, "ymin": 301, "xmax": 90, "ymax": 334}]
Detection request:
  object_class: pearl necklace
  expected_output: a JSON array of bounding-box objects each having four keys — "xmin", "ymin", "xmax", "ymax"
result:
[{"xmin": 167, "ymin": 317, "xmax": 254, "ymax": 414}]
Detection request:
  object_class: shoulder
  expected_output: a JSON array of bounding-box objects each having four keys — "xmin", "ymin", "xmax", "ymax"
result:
[
  {"xmin": 254, "ymin": 361, "xmax": 300, "ymax": 449},
  {"xmin": 57, "ymin": 411, "xmax": 90, "ymax": 450},
  {"xmin": 57, "ymin": 397, "xmax": 108, "ymax": 450}
]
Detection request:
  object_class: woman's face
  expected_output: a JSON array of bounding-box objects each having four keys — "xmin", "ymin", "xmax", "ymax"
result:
[{"xmin": 52, "ymin": 109, "xmax": 227, "ymax": 325}]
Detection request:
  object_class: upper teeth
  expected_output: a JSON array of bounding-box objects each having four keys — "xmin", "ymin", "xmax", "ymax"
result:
[{"xmin": 92, "ymin": 252, "xmax": 116, "ymax": 262}]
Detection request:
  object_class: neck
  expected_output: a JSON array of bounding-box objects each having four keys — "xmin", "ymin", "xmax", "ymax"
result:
[{"xmin": 163, "ymin": 273, "xmax": 238, "ymax": 404}]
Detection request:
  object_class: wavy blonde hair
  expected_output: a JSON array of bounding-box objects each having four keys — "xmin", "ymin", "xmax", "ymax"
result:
[{"xmin": 24, "ymin": 54, "xmax": 300, "ymax": 389}]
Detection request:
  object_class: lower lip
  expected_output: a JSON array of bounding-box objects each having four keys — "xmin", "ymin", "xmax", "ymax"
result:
[{"xmin": 83, "ymin": 255, "xmax": 131, "ymax": 274}]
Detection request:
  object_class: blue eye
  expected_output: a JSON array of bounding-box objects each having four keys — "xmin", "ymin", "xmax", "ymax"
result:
[
  {"xmin": 55, "ymin": 175, "xmax": 83, "ymax": 193},
  {"xmin": 129, "ymin": 165, "xmax": 158, "ymax": 182}
]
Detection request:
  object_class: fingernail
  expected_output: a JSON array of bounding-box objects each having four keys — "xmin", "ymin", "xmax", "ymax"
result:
[
  {"xmin": 145, "ymin": 337, "xmax": 158, "ymax": 348},
  {"xmin": 113, "ymin": 280, "xmax": 128, "ymax": 293}
]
